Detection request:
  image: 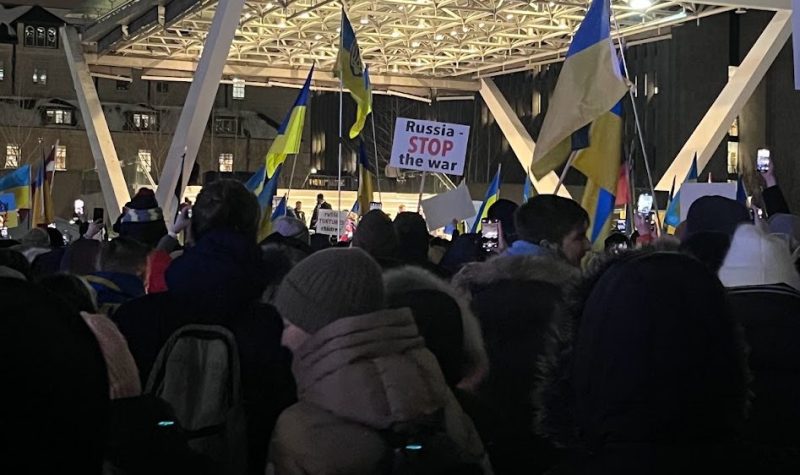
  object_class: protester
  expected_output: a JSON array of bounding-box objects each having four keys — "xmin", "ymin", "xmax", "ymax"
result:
[
  {"xmin": 536, "ymin": 252, "xmax": 750, "ymax": 473},
  {"xmin": 453, "ymin": 244, "xmax": 580, "ymax": 474},
  {"xmin": 487, "ymin": 198, "xmax": 519, "ymax": 245},
  {"xmin": 114, "ymin": 179, "xmax": 294, "ymax": 474},
  {"xmin": 12, "ymin": 227, "xmax": 51, "ymax": 262},
  {"xmin": 685, "ymin": 195, "xmax": 751, "ymax": 239},
  {"xmin": 271, "ymin": 215, "xmax": 309, "ymax": 245},
  {"xmin": 85, "ymin": 237, "xmax": 150, "ymax": 313},
  {"xmin": 38, "ymin": 273, "xmax": 98, "ymax": 314},
  {"xmin": 393, "ymin": 211, "xmax": 450, "ymax": 276},
  {"xmin": 351, "ymin": 209, "xmax": 400, "ymax": 267},
  {"xmin": 294, "ymin": 201, "xmax": 306, "ymax": 224},
  {"xmin": 309, "ymin": 193, "xmax": 331, "ymax": 230},
  {"xmin": 59, "ymin": 237, "xmax": 101, "ymax": 275},
  {"xmin": 113, "ymin": 188, "xmax": 169, "ymax": 248},
  {"xmin": 679, "ymin": 232, "xmax": 732, "ymax": 273},
  {"xmin": 604, "ymin": 232, "xmax": 631, "ymax": 252},
  {"xmin": 440, "ymin": 233, "xmax": 486, "ymax": 274},
  {"xmin": 716, "ymin": 225, "xmax": 800, "ymax": 453},
  {"xmin": 768, "ymin": 213, "xmax": 800, "ymax": 252},
  {"xmin": 269, "ymin": 248, "xmax": 490, "ymax": 474},
  {"xmin": 1, "ymin": 278, "xmax": 109, "ymax": 474},
  {"xmin": 0, "ymin": 248, "xmax": 31, "ymax": 280},
  {"xmin": 760, "ymin": 159, "xmax": 791, "ymax": 217},
  {"xmin": 504, "ymin": 195, "xmax": 590, "ymax": 266}
]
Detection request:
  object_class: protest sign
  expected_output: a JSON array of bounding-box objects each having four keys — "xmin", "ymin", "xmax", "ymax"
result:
[
  {"xmin": 315, "ymin": 209, "xmax": 348, "ymax": 236},
  {"xmin": 421, "ymin": 182, "xmax": 477, "ymax": 231},
  {"xmin": 680, "ymin": 182, "xmax": 738, "ymax": 221},
  {"xmin": 389, "ymin": 118, "xmax": 469, "ymax": 176}
]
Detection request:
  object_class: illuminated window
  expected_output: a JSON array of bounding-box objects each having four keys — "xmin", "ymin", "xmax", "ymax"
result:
[
  {"xmin": 218, "ymin": 153, "xmax": 234, "ymax": 172},
  {"xmin": 727, "ymin": 141, "xmax": 739, "ymax": 175},
  {"xmin": 0, "ymin": 61, "xmax": 5, "ymax": 81},
  {"xmin": 232, "ymin": 78, "xmax": 245, "ymax": 99},
  {"xmin": 24, "ymin": 25, "xmax": 58, "ymax": 48},
  {"xmin": 137, "ymin": 149, "xmax": 152, "ymax": 174},
  {"xmin": 32, "ymin": 68, "xmax": 47, "ymax": 85},
  {"xmin": 5, "ymin": 144, "xmax": 20, "ymax": 168},
  {"xmin": 55, "ymin": 145, "xmax": 66, "ymax": 170},
  {"xmin": 45, "ymin": 109, "xmax": 72, "ymax": 125},
  {"xmin": 130, "ymin": 112, "xmax": 158, "ymax": 131}
]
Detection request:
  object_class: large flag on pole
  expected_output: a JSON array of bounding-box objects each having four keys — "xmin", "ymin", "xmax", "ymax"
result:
[
  {"xmin": 470, "ymin": 165, "xmax": 501, "ymax": 233},
  {"xmin": 265, "ymin": 67, "xmax": 313, "ymax": 181},
  {"xmin": 335, "ymin": 10, "xmax": 371, "ymax": 139},
  {"xmin": 531, "ymin": 0, "xmax": 628, "ymax": 180},
  {"xmin": 664, "ymin": 154, "xmax": 698, "ymax": 227},
  {"xmin": 31, "ymin": 143, "xmax": 56, "ymax": 227},
  {"xmin": 356, "ymin": 140, "xmax": 374, "ymax": 216}
]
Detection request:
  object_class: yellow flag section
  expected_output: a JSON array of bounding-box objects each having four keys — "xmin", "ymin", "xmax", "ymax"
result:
[
  {"xmin": 335, "ymin": 9, "xmax": 371, "ymax": 139},
  {"xmin": 265, "ymin": 66, "xmax": 314, "ymax": 180},
  {"xmin": 356, "ymin": 141, "xmax": 374, "ymax": 216},
  {"xmin": 531, "ymin": 0, "xmax": 627, "ymax": 180},
  {"xmin": 572, "ymin": 102, "xmax": 623, "ymax": 244},
  {"xmin": 31, "ymin": 145, "xmax": 55, "ymax": 227}
]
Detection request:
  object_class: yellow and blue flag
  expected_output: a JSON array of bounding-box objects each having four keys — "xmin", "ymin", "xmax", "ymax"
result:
[
  {"xmin": 335, "ymin": 10, "xmax": 371, "ymax": 139},
  {"xmin": 271, "ymin": 195, "xmax": 288, "ymax": 221},
  {"xmin": 470, "ymin": 166, "xmax": 501, "ymax": 233},
  {"xmin": 256, "ymin": 165, "xmax": 283, "ymax": 242},
  {"xmin": 265, "ymin": 66, "xmax": 313, "ymax": 182},
  {"xmin": 0, "ymin": 164, "xmax": 31, "ymax": 210},
  {"xmin": 356, "ymin": 140, "xmax": 374, "ymax": 215},
  {"xmin": 531, "ymin": 0, "xmax": 628, "ymax": 180},
  {"xmin": 32, "ymin": 144, "xmax": 56, "ymax": 228},
  {"xmin": 664, "ymin": 155, "xmax": 698, "ymax": 227},
  {"xmin": 244, "ymin": 164, "xmax": 266, "ymax": 194},
  {"xmin": 523, "ymin": 174, "xmax": 533, "ymax": 202}
]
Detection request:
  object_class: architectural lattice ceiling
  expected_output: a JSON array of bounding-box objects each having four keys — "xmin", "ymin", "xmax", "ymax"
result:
[{"xmin": 103, "ymin": 0, "xmax": 731, "ymax": 79}]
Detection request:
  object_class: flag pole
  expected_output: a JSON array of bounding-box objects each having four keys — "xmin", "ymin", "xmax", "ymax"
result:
[
  {"xmin": 416, "ymin": 172, "xmax": 426, "ymax": 213},
  {"xmin": 611, "ymin": 11, "xmax": 661, "ymax": 235},
  {"xmin": 287, "ymin": 153, "xmax": 298, "ymax": 202},
  {"xmin": 336, "ymin": 16, "xmax": 344, "ymax": 238},
  {"xmin": 369, "ymin": 112, "xmax": 383, "ymax": 203},
  {"xmin": 554, "ymin": 150, "xmax": 577, "ymax": 195}
]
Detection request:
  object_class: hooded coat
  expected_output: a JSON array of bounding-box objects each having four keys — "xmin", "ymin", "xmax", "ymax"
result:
[
  {"xmin": 536, "ymin": 252, "xmax": 754, "ymax": 474},
  {"xmin": 267, "ymin": 308, "xmax": 489, "ymax": 475},
  {"xmin": 452, "ymin": 255, "xmax": 579, "ymax": 474}
]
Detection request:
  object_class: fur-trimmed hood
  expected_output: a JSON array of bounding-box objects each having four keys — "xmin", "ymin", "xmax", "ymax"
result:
[
  {"xmin": 452, "ymin": 254, "xmax": 579, "ymax": 295},
  {"xmin": 383, "ymin": 265, "xmax": 489, "ymax": 391}
]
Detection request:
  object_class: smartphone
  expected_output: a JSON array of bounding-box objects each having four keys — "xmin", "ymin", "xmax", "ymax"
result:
[
  {"xmin": 0, "ymin": 227, "xmax": 7, "ymax": 239},
  {"xmin": 92, "ymin": 207, "xmax": 104, "ymax": 222},
  {"xmin": 757, "ymin": 149, "xmax": 771, "ymax": 173},
  {"xmin": 481, "ymin": 218, "xmax": 500, "ymax": 251},
  {"xmin": 615, "ymin": 219, "xmax": 626, "ymax": 232},
  {"xmin": 637, "ymin": 193, "xmax": 653, "ymax": 215}
]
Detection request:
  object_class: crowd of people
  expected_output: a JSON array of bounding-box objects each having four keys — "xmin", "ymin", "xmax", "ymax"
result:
[{"xmin": 2, "ymin": 170, "xmax": 799, "ymax": 475}]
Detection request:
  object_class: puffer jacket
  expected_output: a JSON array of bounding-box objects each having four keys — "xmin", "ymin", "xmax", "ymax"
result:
[{"xmin": 267, "ymin": 307, "xmax": 490, "ymax": 474}]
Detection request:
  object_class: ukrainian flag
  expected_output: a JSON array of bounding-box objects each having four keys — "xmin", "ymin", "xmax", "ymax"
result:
[
  {"xmin": 0, "ymin": 164, "xmax": 31, "ymax": 210},
  {"xmin": 264, "ymin": 66, "xmax": 314, "ymax": 181},
  {"xmin": 257, "ymin": 165, "xmax": 283, "ymax": 242},
  {"xmin": 531, "ymin": 0, "xmax": 628, "ymax": 179},
  {"xmin": 244, "ymin": 164, "xmax": 266, "ymax": 195},
  {"xmin": 665, "ymin": 155, "xmax": 698, "ymax": 227},
  {"xmin": 470, "ymin": 166, "xmax": 501, "ymax": 233},
  {"xmin": 356, "ymin": 140, "xmax": 374, "ymax": 216},
  {"xmin": 335, "ymin": 10, "xmax": 371, "ymax": 139},
  {"xmin": 271, "ymin": 195, "xmax": 288, "ymax": 221}
]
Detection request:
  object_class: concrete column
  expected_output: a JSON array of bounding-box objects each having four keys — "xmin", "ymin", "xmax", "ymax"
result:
[
  {"xmin": 156, "ymin": 0, "xmax": 247, "ymax": 222},
  {"xmin": 656, "ymin": 10, "xmax": 791, "ymax": 191},
  {"xmin": 61, "ymin": 26, "xmax": 130, "ymax": 223},
  {"xmin": 479, "ymin": 78, "xmax": 572, "ymax": 198}
]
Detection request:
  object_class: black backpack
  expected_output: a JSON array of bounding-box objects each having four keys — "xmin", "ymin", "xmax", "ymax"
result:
[
  {"xmin": 381, "ymin": 410, "xmax": 484, "ymax": 475},
  {"xmin": 145, "ymin": 325, "xmax": 247, "ymax": 475}
]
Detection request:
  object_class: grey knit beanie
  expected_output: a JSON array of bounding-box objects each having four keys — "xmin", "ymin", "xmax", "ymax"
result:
[{"xmin": 274, "ymin": 247, "xmax": 385, "ymax": 333}]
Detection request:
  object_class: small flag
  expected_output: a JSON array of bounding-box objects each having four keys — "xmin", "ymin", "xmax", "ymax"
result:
[
  {"xmin": 256, "ymin": 165, "xmax": 283, "ymax": 242},
  {"xmin": 0, "ymin": 164, "xmax": 31, "ymax": 210},
  {"xmin": 265, "ymin": 67, "xmax": 314, "ymax": 181},
  {"xmin": 470, "ymin": 165, "xmax": 501, "ymax": 233},
  {"xmin": 523, "ymin": 173, "xmax": 533, "ymax": 202},
  {"xmin": 356, "ymin": 140, "xmax": 374, "ymax": 215},
  {"xmin": 271, "ymin": 195, "xmax": 288, "ymax": 221},
  {"xmin": 665, "ymin": 154, "xmax": 698, "ymax": 227}
]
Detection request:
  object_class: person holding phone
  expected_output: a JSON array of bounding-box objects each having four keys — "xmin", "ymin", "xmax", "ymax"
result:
[{"xmin": 757, "ymin": 149, "xmax": 791, "ymax": 217}]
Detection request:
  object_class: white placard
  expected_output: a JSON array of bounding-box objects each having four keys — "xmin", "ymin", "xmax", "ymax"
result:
[
  {"xmin": 421, "ymin": 182, "xmax": 478, "ymax": 231},
  {"xmin": 315, "ymin": 209, "xmax": 348, "ymax": 236},
  {"xmin": 680, "ymin": 182, "xmax": 738, "ymax": 221},
  {"xmin": 389, "ymin": 118, "xmax": 470, "ymax": 176}
]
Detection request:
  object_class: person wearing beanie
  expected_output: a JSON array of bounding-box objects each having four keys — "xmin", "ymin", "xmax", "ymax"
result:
[
  {"xmin": 269, "ymin": 248, "xmax": 490, "ymax": 474},
  {"xmin": 270, "ymin": 216, "xmax": 310, "ymax": 245},
  {"xmin": 717, "ymin": 225, "xmax": 800, "ymax": 452},
  {"xmin": 685, "ymin": 195, "xmax": 751, "ymax": 239},
  {"xmin": 487, "ymin": 199, "xmax": 519, "ymax": 244},
  {"xmin": 351, "ymin": 209, "xmax": 400, "ymax": 267},
  {"xmin": 114, "ymin": 188, "xmax": 169, "ymax": 249}
]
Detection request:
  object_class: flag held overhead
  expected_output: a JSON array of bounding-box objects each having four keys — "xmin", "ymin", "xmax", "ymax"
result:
[
  {"xmin": 336, "ymin": 10, "xmax": 371, "ymax": 139},
  {"xmin": 265, "ymin": 66, "xmax": 314, "ymax": 180},
  {"xmin": 531, "ymin": 0, "xmax": 628, "ymax": 180}
]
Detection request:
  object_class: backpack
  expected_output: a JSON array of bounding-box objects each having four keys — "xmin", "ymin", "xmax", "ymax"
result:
[
  {"xmin": 381, "ymin": 410, "xmax": 484, "ymax": 475},
  {"xmin": 145, "ymin": 325, "xmax": 247, "ymax": 475}
]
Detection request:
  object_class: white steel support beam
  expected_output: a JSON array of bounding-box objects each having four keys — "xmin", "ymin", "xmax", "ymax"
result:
[
  {"xmin": 156, "ymin": 0, "xmax": 247, "ymax": 222},
  {"xmin": 479, "ymin": 78, "xmax": 571, "ymax": 198},
  {"xmin": 656, "ymin": 10, "xmax": 791, "ymax": 192},
  {"xmin": 61, "ymin": 26, "xmax": 130, "ymax": 224},
  {"xmin": 85, "ymin": 54, "xmax": 482, "ymax": 92},
  {"xmin": 692, "ymin": 0, "xmax": 789, "ymax": 10}
]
